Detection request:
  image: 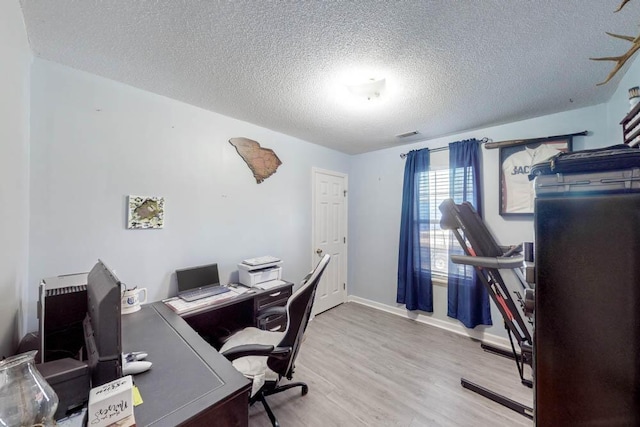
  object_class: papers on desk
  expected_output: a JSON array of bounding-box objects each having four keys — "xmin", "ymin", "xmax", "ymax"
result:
[
  {"xmin": 230, "ymin": 284, "xmax": 251, "ymax": 295},
  {"xmin": 254, "ymin": 279, "xmax": 287, "ymax": 290},
  {"xmin": 164, "ymin": 286, "xmax": 244, "ymax": 314}
]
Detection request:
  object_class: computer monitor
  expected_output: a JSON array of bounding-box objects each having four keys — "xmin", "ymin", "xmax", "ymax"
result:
[
  {"xmin": 176, "ymin": 263, "xmax": 220, "ymax": 293},
  {"xmin": 83, "ymin": 259, "xmax": 122, "ymax": 386}
]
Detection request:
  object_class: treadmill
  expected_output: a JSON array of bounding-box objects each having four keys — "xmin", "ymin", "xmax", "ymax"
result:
[{"xmin": 439, "ymin": 198, "xmax": 534, "ymax": 419}]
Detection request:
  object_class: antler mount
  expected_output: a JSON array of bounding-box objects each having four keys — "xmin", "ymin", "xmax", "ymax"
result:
[{"xmin": 591, "ymin": 0, "xmax": 640, "ymax": 85}]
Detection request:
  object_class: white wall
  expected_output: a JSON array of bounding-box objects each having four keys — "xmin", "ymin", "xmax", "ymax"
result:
[
  {"xmin": 348, "ymin": 103, "xmax": 612, "ymax": 339},
  {"xmin": 22, "ymin": 34, "xmax": 640, "ymax": 343},
  {"xmin": 0, "ymin": 0, "xmax": 31, "ymax": 358},
  {"xmin": 27, "ymin": 58, "xmax": 350, "ymax": 332}
]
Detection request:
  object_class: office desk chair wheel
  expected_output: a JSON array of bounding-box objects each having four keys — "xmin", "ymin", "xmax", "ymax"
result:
[
  {"xmin": 263, "ymin": 381, "xmax": 309, "ymax": 397},
  {"xmin": 257, "ymin": 380, "xmax": 309, "ymax": 426}
]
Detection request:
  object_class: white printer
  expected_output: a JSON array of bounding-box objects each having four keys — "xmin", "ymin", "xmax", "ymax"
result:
[{"xmin": 238, "ymin": 256, "xmax": 282, "ymax": 287}]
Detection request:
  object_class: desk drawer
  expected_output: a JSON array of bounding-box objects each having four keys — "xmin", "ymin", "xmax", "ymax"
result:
[{"xmin": 255, "ymin": 287, "xmax": 292, "ymax": 312}]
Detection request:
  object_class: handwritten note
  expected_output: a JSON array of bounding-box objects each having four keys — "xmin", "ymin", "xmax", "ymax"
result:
[
  {"xmin": 90, "ymin": 400, "xmax": 129, "ymax": 425},
  {"xmin": 88, "ymin": 375, "xmax": 134, "ymax": 427}
]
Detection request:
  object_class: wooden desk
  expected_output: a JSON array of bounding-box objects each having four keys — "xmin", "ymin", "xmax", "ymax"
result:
[
  {"xmin": 121, "ymin": 303, "xmax": 251, "ymax": 426},
  {"xmin": 178, "ymin": 282, "xmax": 293, "ymax": 349},
  {"xmin": 120, "ymin": 282, "xmax": 294, "ymax": 426}
]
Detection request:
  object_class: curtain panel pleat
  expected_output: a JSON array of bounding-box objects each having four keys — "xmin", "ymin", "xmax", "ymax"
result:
[
  {"xmin": 397, "ymin": 149, "xmax": 433, "ymax": 312},
  {"xmin": 447, "ymin": 139, "xmax": 492, "ymax": 328}
]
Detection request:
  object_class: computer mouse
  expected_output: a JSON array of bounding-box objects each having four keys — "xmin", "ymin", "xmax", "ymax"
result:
[
  {"xmin": 123, "ymin": 360, "xmax": 152, "ymax": 375},
  {"xmin": 124, "ymin": 352, "xmax": 148, "ymax": 362}
]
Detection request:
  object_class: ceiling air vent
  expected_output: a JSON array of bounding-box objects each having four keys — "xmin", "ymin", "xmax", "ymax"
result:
[{"xmin": 396, "ymin": 130, "xmax": 420, "ymax": 139}]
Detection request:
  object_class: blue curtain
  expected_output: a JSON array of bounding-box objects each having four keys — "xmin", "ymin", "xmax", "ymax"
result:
[
  {"xmin": 447, "ymin": 139, "xmax": 492, "ymax": 328},
  {"xmin": 397, "ymin": 149, "xmax": 433, "ymax": 312}
]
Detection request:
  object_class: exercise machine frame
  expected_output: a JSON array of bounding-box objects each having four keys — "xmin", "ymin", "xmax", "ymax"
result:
[{"xmin": 439, "ymin": 199, "xmax": 534, "ymax": 419}]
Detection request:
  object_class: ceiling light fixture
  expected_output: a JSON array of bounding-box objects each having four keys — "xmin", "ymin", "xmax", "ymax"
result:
[{"xmin": 346, "ymin": 77, "xmax": 386, "ymax": 101}]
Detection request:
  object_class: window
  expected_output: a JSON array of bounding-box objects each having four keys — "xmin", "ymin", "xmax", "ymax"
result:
[
  {"xmin": 418, "ymin": 166, "xmax": 475, "ymax": 281},
  {"xmin": 418, "ymin": 168, "xmax": 450, "ymax": 280}
]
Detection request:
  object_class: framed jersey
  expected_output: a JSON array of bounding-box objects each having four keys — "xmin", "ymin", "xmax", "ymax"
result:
[{"xmin": 499, "ymin": 137, "xmax": 572, "ymax": 215}]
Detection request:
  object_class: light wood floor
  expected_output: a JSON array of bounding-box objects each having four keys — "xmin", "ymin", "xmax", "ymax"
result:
[{"xmin": 248, "ymin": 302, "xmax": 533, "ymax": 427}]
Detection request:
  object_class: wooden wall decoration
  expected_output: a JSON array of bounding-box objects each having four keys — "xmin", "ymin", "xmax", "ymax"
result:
[{"xmin": 229, "ymin": 137, "xmax": 282, "ymax": 184}]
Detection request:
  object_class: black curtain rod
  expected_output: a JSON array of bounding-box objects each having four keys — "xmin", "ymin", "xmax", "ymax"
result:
[
  {"xmin": 399, "ymin": 130, "xmax": 590, "ymax": 158},
  {"xmin": 399, "ymin": 137, "xmax": 491, "ymax": 159},
  {"xmin": 483, "ymin": 130, "xmax": 588, "ymax": 150}
]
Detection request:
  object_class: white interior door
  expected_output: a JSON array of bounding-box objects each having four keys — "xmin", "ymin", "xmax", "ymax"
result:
[{"xmin": 312, "ymin": 168, "xmax": 347, "ymax": 315}]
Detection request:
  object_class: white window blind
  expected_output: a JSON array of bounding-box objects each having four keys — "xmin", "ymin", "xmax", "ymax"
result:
[
  {"xmin": 418, "ymin": 168, "xmax": 450, "ymax": 279},
  {"xmin": 418, "ymin": 166, "xmax": 475, "ymax": 280}
]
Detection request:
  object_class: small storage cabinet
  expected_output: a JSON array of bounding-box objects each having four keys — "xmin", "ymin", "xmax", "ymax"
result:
[{"xmin": 620, "ymin": 102, "xmax": 640, "ymax": 146}]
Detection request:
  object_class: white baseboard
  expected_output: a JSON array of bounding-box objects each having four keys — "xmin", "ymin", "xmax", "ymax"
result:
[{"xmin": 347, "ymin": 295, "xmax": 512, "ymax": 351}]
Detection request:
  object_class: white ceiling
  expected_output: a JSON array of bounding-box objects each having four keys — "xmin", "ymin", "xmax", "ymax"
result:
[{"xmin": 19, "ymin": 0, "xmax": 640, "ymax": 154}]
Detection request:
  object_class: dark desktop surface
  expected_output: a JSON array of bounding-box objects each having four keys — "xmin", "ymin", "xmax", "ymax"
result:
[{"xmin": 121, "ymin": 303, "xmax": 250, "ymax": 426}]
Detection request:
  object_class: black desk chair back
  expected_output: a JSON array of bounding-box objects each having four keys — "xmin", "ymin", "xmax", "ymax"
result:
[{"xmin": 221, "ymin": 254, "xmax": 331, "ymax": 427}]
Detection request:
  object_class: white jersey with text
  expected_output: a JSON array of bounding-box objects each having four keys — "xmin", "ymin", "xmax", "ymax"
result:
[{"xmin": 502, "ymin": 145, "xmax": 562, "ymax": 213}]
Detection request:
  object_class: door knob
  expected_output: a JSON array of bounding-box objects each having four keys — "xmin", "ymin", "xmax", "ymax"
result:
[{"xmin": 316, "ymin": 248, "xmax": 323, "ymax": 255}]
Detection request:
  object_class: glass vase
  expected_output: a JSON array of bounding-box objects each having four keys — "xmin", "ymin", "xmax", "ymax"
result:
[{"xmin": 0, "ymin": 350, "xmax": 58, "ymax": 426}]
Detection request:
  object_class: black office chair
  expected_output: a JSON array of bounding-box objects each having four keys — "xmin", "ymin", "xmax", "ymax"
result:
[{"xmin": 220, "ymin": 254, "xmax": 331, "ymax": 427}]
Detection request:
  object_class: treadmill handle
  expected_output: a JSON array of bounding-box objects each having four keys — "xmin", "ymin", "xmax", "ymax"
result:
[{"xmin": 450, "ymin": 254, "xmax": 524, "ymax": 269}]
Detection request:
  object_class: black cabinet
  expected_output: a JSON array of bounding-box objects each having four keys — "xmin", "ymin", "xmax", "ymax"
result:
[{"xmin": 534, "ymin": 193, "xmax": 640, "ymax": 425}]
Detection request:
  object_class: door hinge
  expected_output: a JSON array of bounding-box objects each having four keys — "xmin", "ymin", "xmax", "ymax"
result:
[
  {"xmin": 343, "ymin": 236, "xmax": 346, "ymax": 244},
  {"xmin": 343, "ymin": 283, "xmax": 346, "ymax": 290},
  {"xmin": 343, "ymin": 190, "xmax": 347, "ymax": 197}
]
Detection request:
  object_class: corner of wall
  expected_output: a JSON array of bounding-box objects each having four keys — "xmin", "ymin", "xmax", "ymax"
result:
[{"xmin": 0, "ymin": 0, "xmax": 32, "ymax": 357}]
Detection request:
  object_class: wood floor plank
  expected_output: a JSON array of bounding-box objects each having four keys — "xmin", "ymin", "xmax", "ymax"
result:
[{"xmin": 249, "ymin": 302, "xmax": 533, "ymax": 426}]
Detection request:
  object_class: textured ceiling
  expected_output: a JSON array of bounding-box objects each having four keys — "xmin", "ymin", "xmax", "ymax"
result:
[{"xmin": 19, "ymin": 0, "xmax": 640, "ymax": 154}]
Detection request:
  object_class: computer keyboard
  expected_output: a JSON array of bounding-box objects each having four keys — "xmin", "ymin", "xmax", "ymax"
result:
[
  {"xmin": 179, "ymin": 285, "xmax": 230, "ymax": 302},
  {"xmin": 242, "ymin": 256, "xmax": 281, "ymax": 267}
]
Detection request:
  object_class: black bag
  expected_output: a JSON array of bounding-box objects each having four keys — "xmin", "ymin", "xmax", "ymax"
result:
[
  {"xmin": 529, "ymin": 144, "xmax": 640, "ymax": 179},
  {"xmin": 531, "ymin": 144, "xmax": 640, "ymax": 196}
]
